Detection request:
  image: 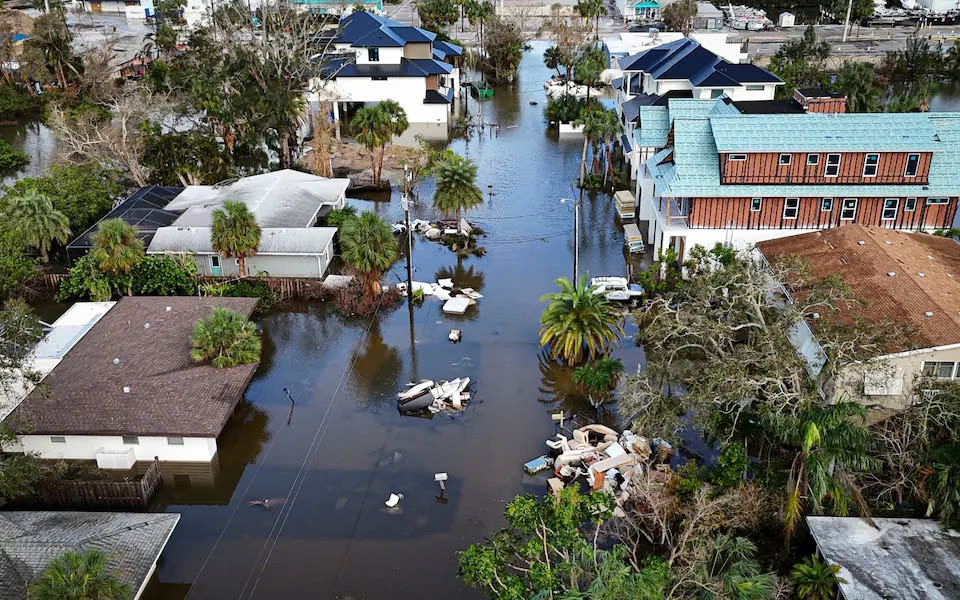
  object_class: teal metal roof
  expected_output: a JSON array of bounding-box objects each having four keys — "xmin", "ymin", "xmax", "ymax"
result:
[
  {"xmin": 668, "ymin": 97, "xmax": 738, "ymax": 125},
  {"xmin": 647, "ymin": 110, "xmax": 960, "ymax": 198},
  {"xmin": 634, "ymin": 106, "xmax": 669, "ymax": 147},
  {"xmin": 634, "ymin": 0, "xmax": 660, "ymax": 7},
  {"xmin": 709, "ymin": 113, "xmax": 941, "ymax": 153}
]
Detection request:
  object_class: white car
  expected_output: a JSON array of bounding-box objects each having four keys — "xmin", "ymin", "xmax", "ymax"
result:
[{"xmin": 590, "ymin": 276, "xmax": 644, "ymax": 302}]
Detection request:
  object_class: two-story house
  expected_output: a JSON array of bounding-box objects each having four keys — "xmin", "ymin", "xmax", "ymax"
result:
[
  {"xmin": 638, "ymin": 100, "xmax": 960, "ymax": 261},
  {"xmin": 312, "ymin": 12, "xmax": 462, "ymax": 125}
]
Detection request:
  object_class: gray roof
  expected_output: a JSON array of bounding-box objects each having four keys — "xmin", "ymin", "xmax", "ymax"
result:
[
  {"xmin": 0, "ymin": 511, "xmax": 180, "ymax": 600},
  {"xmin": 164, "ymin": 170, "xmax": 349, "ymax": 228},
  {"xmin": 147, "ymin": 227, "xmax": 336, "ymax": 255},
  {"xmin": 806, "ymin": 516, "xmax": 960, "ymax": 600}
]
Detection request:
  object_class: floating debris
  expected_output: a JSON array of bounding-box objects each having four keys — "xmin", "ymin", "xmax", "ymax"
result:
[
  {"xmin": 397, "ymin": 377, "xmax": 473, "ymax": 415},
  {"xmin": 385, "ymin": 493, "xmax": 404, "ymax": 508}
]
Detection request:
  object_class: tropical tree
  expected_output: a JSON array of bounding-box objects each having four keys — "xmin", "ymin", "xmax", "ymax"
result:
[
  {"xmin": 573, "ymin": 356, "xmax": 624, "ymax": 407},
  {"xmin": 339, "ymin": 211, "xmax": 398, "ymax": 296},
  {"xmin": 4, "ymin": 189, "xmax": 70, "ymax": 263},
  {"xmin": 352, "ymin": 100, "xmax": 409, "ymax": 186},
  {"xmin": 574, "ymin": 45, "xmax": 605, "ymax": 104},
  {"xmin": 89, "ymin": 218, "xmax": 144, "ymax": 296},
  {"xmin": 432, "ymin": 153, "xmax": 484, "ymax": 233},
  {"xmin": 790, "ymin": 555, "xmax": 845, "ymax": 600},
  {"xmin": 575, "ymin": 107, "xmax": 619, "ymax": 188},
  {"xmin": 663, "ymin": 0, "xmax": 696, "ymax": 35},
  {"xmin": 769, "ymin": 401, "xmax": 877, "ymax": 542},
  {"xmin": 27, "ymin": 549, "xmax": 131, "ymax": 600},
  {"xmin": 464, "ymin": 0, "xmax": 494, "ymax": 52},
  {"xmin": 832, "ymin": 61, "xmax": 882, "ymax": 113},
  {"xmin": 539, "ymin": 275, "xmax": 624, "ymax": 365},
  {"xmin": 190, "ymin": 306, "xmax": 262, "ymax": 368},
  {"xmin": 211, "ymin": 200, "xmax": 261, "ymax": 278},
  {"xmin": 769, "ymin": 25, "xmax": 831, "ymax": 99},
  {"xmin": 925, "ymin": 442, "xmax": 960, "ymax": 528},
  {"xmin": 575, "ymin": 0, "xmax": 604, "ymax": 38}
]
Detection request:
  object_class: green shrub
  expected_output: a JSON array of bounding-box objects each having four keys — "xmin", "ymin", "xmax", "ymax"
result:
[
  {"xmin": 0, "ymin": 83, "xmax": 40, "ymax": 120},
  {"xmin": 132, "ymin": 254, "xmax": 198, "ymax": 296},
  {"xmin": 2, "ymin": 164, "xmax": 124, "ymax": 232},
  {"xmin": 327, "ymin": 205, "xmax": 358, "ymax": 228},
  {"xmin": 0, "ymin": 138, "xmax": 28, "ymax": 171},
  {"xmin": 544, "ymin": 95, "xmax": 588, "ymax": 123}
]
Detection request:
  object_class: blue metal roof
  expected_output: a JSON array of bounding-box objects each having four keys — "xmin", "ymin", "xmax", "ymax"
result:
[
  {"xmin": 634, "ymin": 106, "xmax": 670, "ymax": 147},
  {"xmin": 425, "ymin": 89, "xmax": 454, "ymax": 104},
  {"xmin": 434, "ymin": 41, "xmax": 463, "ymax": 56},
  {"xmin": 326, "ymin": 57, "xmax": 452, "ymax": 78},
  {"xmin": 709, "ymin": 113, "xmax": 942, "ymax": 153},
  {"xmin": 335, "ymin": 13, "xmax": 438, "ymax": 48},
  {"xmin": 617, "ymin": 38, "xmax": 782, "ymax": 88}
]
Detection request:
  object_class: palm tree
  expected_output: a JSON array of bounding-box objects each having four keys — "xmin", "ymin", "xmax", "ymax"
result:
[
  {"xmin": 27, "ymin": 549, "xmax": 131, "ymax": 600},
  {"xmin": 575, "ymin": 0, "xmax": 604, "ymax": 38},
  {"xmin": 768, "ymin": 401, "xmax": 877, "ymax": 542},
  {"xmin": 89, "ymin": 218, "xmax": 144, "ymax": 296},
  {"xmin": 5, "ymin": 189, "xmax": 70, "ymax": 263},
  {"xmin": 340, "ymin": 211, "xmax": 398, "ymax": 296},
  {"xmin": 190, "ymin": 306, "xmax": 262, "ymax": 368},
  {"xmin": 575, "ymin": 108, "xmax": 617, "ymax": 188},
  {"xmin": 572, "ymin": 356, "xmax": 623, "ymax": 407},
  {"xmin": 925, "ymin": 442, "xmax": 960, "ymax": 528},
  {"xmin": 790, "ymin": 555, "xmax": 846, "ymax": 600},
  {"xmin": 211, "ymin": 200, "xmax": 261, "ymax": 278},
  {"xmin": 833, "ymin": 61, "xmax": 882, "ymax": 113},
  {"xmin": 352, "ymin": 100, "xmax": 409, "ymax": 186},
  {"xmin": 544, "ymin": 45, "xmax": 564, "ymax": 76},
  {"xmin": 433, "ymin": 153, "xmax": 484, "ymax": 233},
  {"xmin": 539, "ymin": 275, "xmax": 624, "ymax": 365},
  {"xmin": 591, "ymin": 109, "xmax": 622, "ymax": 188}
]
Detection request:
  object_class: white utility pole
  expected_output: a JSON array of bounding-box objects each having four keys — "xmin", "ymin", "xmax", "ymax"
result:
[{"xmin": 842, "ymin": 0, "xmax": 853, "ymax": 42}]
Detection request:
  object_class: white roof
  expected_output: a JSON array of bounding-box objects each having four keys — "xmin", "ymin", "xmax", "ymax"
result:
[
  {"xmin": 147, "ymin": 227, "xmax": 337, "ymax": 255},
  {"xmin": 696, "ymin": 2, "xmax": 724, "ymax": 17},
  {"xmin": 807, "ymin": 517, "xmax": 960, "ymax": 600},
  {"xmin": 0, "ymin": 301, "xmax": 115, "ymax": 423},
  {"xmin": 164, "ymin": 170, "xmax": 349, "ymax": 228}
]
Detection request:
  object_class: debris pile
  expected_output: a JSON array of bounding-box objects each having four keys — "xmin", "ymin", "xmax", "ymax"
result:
[
  {"xmin": 397, "ymin": 377, "xmax": 472, "ymax": 414},
  {"xmin": 543, "ymin": 77, "xmax": 606, "ymax": 100},
  {"xmin": 527, "ymin": 421, "xmax": 674, "ymax": 511},
  {"xmin": 400, "ymin": 218, "xmax": 486, "ymax": 257},
  {"xmin": 723, "ymin": 5, "xmax": 773, "ymax": 30},
  {"xmin": 397, "ymin": 277, "xmax": 483, "ymax": 315}
]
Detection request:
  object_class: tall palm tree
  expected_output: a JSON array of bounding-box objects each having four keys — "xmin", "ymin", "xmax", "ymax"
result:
[
  {"xmin": 433, "ymin": 153, "xmax": 484, "ymax": 233},
  {"xmin": 89, "ymin": 218, "xmax": 144, "ymax": 296},
  {"xmin": 5, "ymin": 189, "xmax": 70, "ymax": 263},
  {"xmin": 833, "ymin": 61, "xmax": 882, "ymax": 113},
  {"xmin": 768, "ymin": 401, "xmax": 877, "ymax": 543},
  {"xmin": 27, "ymin": 549, "xmax": 131, "ymax": 600},
  {"xmin": 352, "ymin": 100, "xmax": 409, "ymax": 186},
  {"xmin": 539, "ymin": 275, "xmax": 624, "ymax": 365},
  {"xmin": 591, "ymin": 109, "xmax": 621, "ymax": 188},
  {"xmin": 575, "ymin": 108, "xmax": 617, "ymax": 188},
  {"xmin": 211, "ymin": 200, "xmax": 261, "ymax": 278},
  {"xmin": 190, "ymin": 306, "xmax": 262, "ymax": 368},
  {"xmin": 790, "ymin": 555, "xmax": 846, "ymax": 600},
  {"xmin": 340, "ymin": 211, "xmax": 398, "ymax": 296},
  {"xmin": 575, "ymin": 0, "xmax": 604, "ymax": 39}
]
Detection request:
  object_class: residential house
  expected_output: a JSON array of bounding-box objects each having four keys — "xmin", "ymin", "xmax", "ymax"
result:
[
  {"xmin": 311, "ymin": 12, "xmax": 462, "ymax": 125},
  {"xmin": 140, "ymin": 170, "xmax": 347, "ymax": 278},
  {"xmin": 1, "ymin": 296, "xmax": 261, "ymax": 466},
  {"xmin": 621, "ymin": 0, "xmax": 665, "ymax": 23},
  {"xmin": 291, "ymin": 0, "xmax": 383, "ymax": 15},
  {"xmin": 604, "ymin": 31, "xmax": 746, "ymax": 69},
  {"xmin": 757, "ymin": 225, "xmax": 960, "ymax": 414},
  {"xmin": 69, "ymin": 0, "xmax": 155, "ymax": 19},
  {"xmin": 0, "ymin": 511, "xmax": 180, "ymax": 600},
  {"xmin": 693, "ymin": 2, "xmax": 724, "ymax": 30},
  {"xmin": 806, "ymin": 516, "xmax": 960, "ymax": 599},
  {"xmin": 640, "ymin": 103, "xmax": 960, "ymax": 260}
]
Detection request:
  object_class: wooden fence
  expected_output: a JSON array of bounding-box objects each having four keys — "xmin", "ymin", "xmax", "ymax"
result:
[
  {"xmin": 15, "ymin": 459, "xmax": 163, "ymax": 510},
  {"xmin": 197, "ymin": 275, "xmax": 330, "ymax": 301}
]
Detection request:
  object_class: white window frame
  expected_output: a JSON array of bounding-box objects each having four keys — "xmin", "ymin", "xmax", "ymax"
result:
[
  {"xmin": 50, "ymin": 436, "xmax": 66, "ymax": 443},
  {"xmin": 840, "ymin": 198, "xmax": 858, "ymax": 220},
  {"xmin": 745, "ymin": 84, "xmax": 764, "ymax": 91},
  {"xmin": 728, "ymin": 154, "xmax": 747, "ymax": 161},
  {"xmin": 825, "ymin": 153, "xmax": 841, "ymax": 177},
  {"xmin": 783, "ymin": 198, "xmax": 800, "ymax": 220},
  {"xmin": 922, "ymin": 361, "xmax": 957, "ymax": 379},
  {"xmin": 122, "ymin": 435, "xmax": 139, "ymax": 445},
  {"xmin": 926, "ymin": 198, "xmax": 949, "ymax": 205},
  {"xmin": 750, "ymin": 198, "xmax": 762, "ymax": 212},
  {"xmin": 807, "ymin": 153, "xmax": 819, "ymax": 166},
  {"xmin": 167, "ymin": 436, "xmax": 184, "ymax": 445},
  {"xmin": 778, "ymin": 153, "xmax": 792, "ymax": 166},
  {"xmin": 881, "ymin": 198, "xmax": 899, "ymax": 220},
  {"xmin": 905, "ymin": 153, "xmax": 920, "ymax": 177},
  {"xmin": 863, "ymin": 153, "xmax": 880, "ymax": 177},
  {"xmin": 905, "ymin": 197, "xmax": 917, "ymax": 212},
  {"xmin": 821, "ymin": 198, "xmax": 833, "ymax": 212}
]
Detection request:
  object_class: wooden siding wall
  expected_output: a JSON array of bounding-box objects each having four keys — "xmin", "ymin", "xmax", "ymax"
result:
[
  {"xmin": 719, "ymin": 152, "xmax": 933, "ymax": 185},
  {"xmin": 687, "ymin": 197, "xmax": 958, "ymax": 230}
]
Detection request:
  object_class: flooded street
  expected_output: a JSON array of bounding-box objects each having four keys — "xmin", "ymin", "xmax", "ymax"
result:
[{"xmin": 135, "ymin": 42, "xmax": 645, "ymax": 599}]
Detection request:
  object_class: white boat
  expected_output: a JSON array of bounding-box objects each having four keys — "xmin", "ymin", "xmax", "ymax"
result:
[{"xmin": 398, "ymin": 380, "xmax": 435, "ymax": 401}]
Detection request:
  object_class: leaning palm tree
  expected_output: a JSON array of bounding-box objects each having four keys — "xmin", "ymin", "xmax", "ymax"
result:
[
  {"xmin": 539, "ymin": 275, "xmax": 624, "ymax": 365},
  {"xmin": 27, "ymin": 549, "xmax": 131, "ymax": 600},
  {"xmin": 5, "ymin": 189, "xmax": 70, "ymax": 263},
  {"xmin": 89, "ymin": 218, "xmax": 144, "ymax": 296},
  {"xmin": 339, "ymin": 211, "xmax": 398, "ymax": 297},
  {"xmin": 790, "ymin": 555, "xmax": 846, "ymax": 600},
  {"xmin": 190, "ymin": 306, "xmax": 262, "ymax": 368},
  {"xmin": 433, "ymin": 153, "xmax": 484, "ymax": 233},
  {"xmin": 211, "ymin": 200, "xmax": 261, "ymax": 278}
]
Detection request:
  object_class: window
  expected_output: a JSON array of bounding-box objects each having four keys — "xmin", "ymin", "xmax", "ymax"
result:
[
  {"xmin": 167, "ymin": 436, "xmax": 184, "ymax": 445},
  {"xmin": 863, "ymin": 153, "xmax": 880, "ymax": 177},
  {"xmin": 821, "ymin": 198, "xmax": 833, "ymax": 212},
  {"xmin": 825, "ymin": 153, "xmax": 841, "ymax": 177},
  {"xmin": 211, "ymin": 255, "xmax": 220, "ymax": 267},
  {"xmin": 744, "ymin": 84, "xmax": 764, "ymax": 91},
  {"xmin": 122, "ymin": 435, "xmax": 139, "ymax": 445},
  {"xmin": 367, "ymin": 48, "xmax": 379, "ymax": 62},
  {"xmin": 905, "ymin": 197, "xmax": 917, "ymax": 212},
  {"xmin": 728, "ymin": 154, "xmax": 747, "ymax": 161},
  {"xmin": 750, "ymin": 198, "xmax": 762, "ymax": 212},
  {"xmin": 840, "ymin": 198, "xmax": 858, "ymax": 220},
  {"xmin": 783, "ymin": 198, "xmax": 799, "ymax": 219},
  {"xmin": 50, "ymin": 436, "xmax": 66, "ymax": 443},
  {"xmin": 778, "ymin": 153, "xmax": 792, "ymax": 166},
  {"xmin": 710, "ymin": 89, "xmax": 724, "ymax": 99},
  {"xmin": 922, "ymin": 361, "xmax": 957, "ymax": 379},
  {"xmin": 807, "ymin": 153, "xmax": 820, "ymax": 166},
  {"xmin": 882, "ymin": 198, "xmax": 899, "ymax": 220},
  {"xmin": 927, "ymin": 198, "xmax": 949, "ymax": 205},
  {"xmin": 905, "ymin": 153, "xmax": 920, "ymax": 177}
]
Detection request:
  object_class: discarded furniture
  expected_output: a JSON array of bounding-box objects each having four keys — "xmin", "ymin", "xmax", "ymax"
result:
[
  {"xmin": 623, "ymin": 224, "xmax": 645, "ymax": 254},
  {"xmin": 614, "ymin": 190, "xmax": 636, "ymax": 220}
]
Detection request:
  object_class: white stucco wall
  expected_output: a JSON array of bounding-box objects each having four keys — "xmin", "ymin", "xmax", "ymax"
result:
[
  {"xmin": 317, "ymin": 76, "xmax": 449, "ymax": 123},
  {"xmin": 356, "ymin": 46, "xmax": 404, "ymax": 64},
  {"xmin": 11, "ymin": 435, "xmax": 218, "ymax": 462},
  {"xmin": 195, "ymin": 252, "xmax": 330, "ymax": 278}
]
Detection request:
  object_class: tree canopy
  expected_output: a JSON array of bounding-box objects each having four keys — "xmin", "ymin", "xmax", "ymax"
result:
[
  {"xmin": 211, "ymin": 200, "xmax": 261, "ymax": 278},
  {"xmin": 190, "ymin": 306, "xmax": 262, "ymax": 368}
]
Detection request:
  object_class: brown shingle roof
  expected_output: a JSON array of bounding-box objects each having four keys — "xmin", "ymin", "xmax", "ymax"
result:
[
  {"xmin": 757, "ymin": 224, "xmax": 960, "ymax": 353},
  {"xmin": 7, "ymin": 296, "xmax": 260, "ymax": 437}
]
